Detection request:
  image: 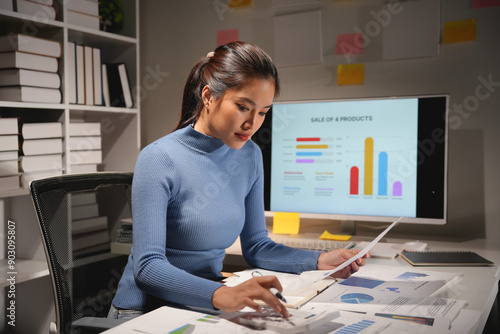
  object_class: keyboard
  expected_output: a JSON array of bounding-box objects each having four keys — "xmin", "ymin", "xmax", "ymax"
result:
[{"xmin": 269, "ymin": 234, "xmax": 355, "ymax": 251}]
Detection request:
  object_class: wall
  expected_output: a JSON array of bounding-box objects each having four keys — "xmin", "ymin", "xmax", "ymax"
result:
[{"xmin": 139, "ymin": 0, "xmax": 500, "ymax": 241}]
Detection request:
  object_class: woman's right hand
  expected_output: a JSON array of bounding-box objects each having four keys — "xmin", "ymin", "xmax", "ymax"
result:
[{"xmin": 212, "ymin": 276, "xmax": 290, "ymax": 318}]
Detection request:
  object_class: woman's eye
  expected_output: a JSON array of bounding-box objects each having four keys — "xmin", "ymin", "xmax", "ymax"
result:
[
  {"xmin": 237, "ymin": 104, "xmax": 249, "ymax": 112},
  {"xmin": 259, "ymin": 111, "xmax": 268, "ymax": 116}
]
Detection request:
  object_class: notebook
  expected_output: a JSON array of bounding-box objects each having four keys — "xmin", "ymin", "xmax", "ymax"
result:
[{"xmin": 401, "ymin": 250, "xmax": 494, "ymax": 267}]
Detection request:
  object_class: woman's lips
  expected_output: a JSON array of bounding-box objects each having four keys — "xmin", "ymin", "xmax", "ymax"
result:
[{"xmin": 235, "ymin": 133, "xmax": 250, "ymax": 141}]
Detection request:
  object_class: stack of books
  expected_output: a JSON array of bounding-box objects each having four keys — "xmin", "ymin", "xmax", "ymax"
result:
[
  {"xmin": 0, "ymin": 117, "xmax": 20, "ymax": 191},
  {"xmin": 71, "ymin": 191, "xmax": 110, "ymax": 259},
  {"xmin": 66, "ymin": 0, "xmax": 99, "ymax": 30},
  {"xmin": 68, "ymin": 122, "xmax": 102, "ymax": 173},
  {"xmin": 14, "ymin": 0, "xmax": 57, "ymax": 21},
  {"xmin": 0, "ymin": 33, "xmax": 62, "ymax": 103},
  {"xmin": 111, "ymin": 217, "xmax": 133, "ymax": 254},
  {"xmin": 115, "ymin": 218, "xmax": 133, "ymax": 244},
  {"xmin": 19, "ymin": 122, "xmax": 63, "ymax": 187}
]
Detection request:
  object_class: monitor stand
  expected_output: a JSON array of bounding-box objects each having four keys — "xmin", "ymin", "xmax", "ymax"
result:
[{"xmin": 341, "ymin": 220, "xmax": 356, "ymax": 235}]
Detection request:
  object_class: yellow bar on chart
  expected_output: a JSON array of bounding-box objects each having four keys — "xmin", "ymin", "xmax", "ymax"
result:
[
  {"xmin": 296, "ymin": 145, "xmax": 329, "ymax": 149},
  {"xmin": 273, "ymin": 212, "xmax": 300, "ymax": 235},
  {"xmin": 364, "ymin": 137, "xmax": 374, "ymax": 195},
  {"xmin": 443, "ymin": 19, "xmax": 476, "ymax": 43}
]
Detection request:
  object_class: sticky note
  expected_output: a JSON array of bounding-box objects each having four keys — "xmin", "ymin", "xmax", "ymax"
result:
[
  {"xmin": 337, "ymin": 63, "xmax": 364, "ymax": 85},
  {"xmin": 320, "ymin": 230, "xmax": 352, "ymax": 241},
  {"xmin": 217, "ymin": 29, "xmax": 239, "ymax": 47},
  {"xmin": 229, "ymin": 0, "xmax": 252, "ymax": 7},
  {"xmin": 273, "ymin": 212, "xmax": 300, "ymax": 234},
  {"xmin": 336, "ymin": 33, "xmax": 363, "ymax": 55},
  {"xmin": 472, "ymin": 0, "xmax": 500, "ymax": 9},
  {"xmin": 443, "ymin": 19, "xmax": 476, "ymax": 43}
]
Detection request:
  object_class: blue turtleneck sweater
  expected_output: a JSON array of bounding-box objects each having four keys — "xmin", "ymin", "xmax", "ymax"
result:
[{"xmin": 112, "ymin": 125, "xmax": 322, "ymax": 311}]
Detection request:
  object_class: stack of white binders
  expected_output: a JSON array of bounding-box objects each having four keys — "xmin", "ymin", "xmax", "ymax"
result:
[
  {"xmin": 67, "ymin": 41, "xmax": 104, "ymax": 106},
  {"xmin": 66, "ymin": 0, "xmax": 100, "ymax": 31},
  {"xmin": 19, "ymin": 122, "xmax": 63, "ymax": 187},
  {"xmin": 13, "ymin": 0, "xmax": 57, "ymax": 21},
  {"xmin": 0, "ymin": 33, "xmax": 62, "ymax": 103},
  {"xmin": 68, "ymin": 122, "xmax": 102, "ymax": 173}
]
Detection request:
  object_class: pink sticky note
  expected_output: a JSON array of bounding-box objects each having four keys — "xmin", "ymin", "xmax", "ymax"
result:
[
  {"xmin": 472, "ymin": 0, "xmax": 500, "ymax": 8},
  {"xmin": 217, "ymin": 29, "xmax": 239, "ymax": 47},
  {"xmin": 336, "ymin": 33, "xmax": 363, "ymax": 55}
]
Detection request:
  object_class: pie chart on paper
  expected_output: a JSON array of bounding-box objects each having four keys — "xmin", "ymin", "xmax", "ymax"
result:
[{"xmin": 340, "ymin": 293, "xmax": 374, "ymax": 304}]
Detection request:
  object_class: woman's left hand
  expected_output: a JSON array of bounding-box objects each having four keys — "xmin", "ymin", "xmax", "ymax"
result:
[{"xmin": 317, "ymin": 248, "xmax": 371, "ymax": 279}]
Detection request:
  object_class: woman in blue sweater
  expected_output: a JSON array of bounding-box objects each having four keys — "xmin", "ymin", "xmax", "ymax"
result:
[{"xmin": 110, "ymin": 41, "xmax": 369, "ymax": 320}]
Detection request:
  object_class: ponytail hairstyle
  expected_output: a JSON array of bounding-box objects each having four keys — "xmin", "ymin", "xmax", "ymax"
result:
[{"xmin": 175, "ymin": 41, "xmax": 280, "ymax": 130}]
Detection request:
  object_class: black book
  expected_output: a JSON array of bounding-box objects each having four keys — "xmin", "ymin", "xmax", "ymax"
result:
[
  {"xmin": 401, "ymin": 250, "xmax": 494, "ymax": 267},
  {"xmin": 104, "ymin": 63, "xmax": 133, "ymax": 108}
]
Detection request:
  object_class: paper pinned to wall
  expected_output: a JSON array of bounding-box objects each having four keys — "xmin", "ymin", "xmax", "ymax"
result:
[
  {"xmin": 337, "ymin": 63, "xmax": 364, "ymax": 85},
  {"xmin": 273, "ymin": 212, "xmax": 300, "ymax": 235},
  {"xmin": 443, "ymin": 19, "xmax": 477, "ymax": 43},
  {"xmin": 273, "ymin": 10, "xmax": 323, "ymax": 67},
  {"xmin": 472, "ymin": 0, "xmax": 500, "ymax": 8},
  {"xmin": 336, "ymin": 33, "xmax": 363, "ymax": 55},
  {"xmin": 217, "ymin": 29, "xmax": 239, "ymax": 47},
  {"xmin": 382, "ymin": 0, "xmax": 440, "ymax": 60}
]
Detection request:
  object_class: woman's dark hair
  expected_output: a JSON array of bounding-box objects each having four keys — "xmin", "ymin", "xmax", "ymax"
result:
[{"xmin": 175, "ymin": 41, "xmax": 280, "ymax": 130}]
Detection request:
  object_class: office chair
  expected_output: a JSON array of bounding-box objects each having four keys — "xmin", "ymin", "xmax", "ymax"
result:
[{"xmin": 30, "ymin": 172, "xmax": 134, "ymax": 334}]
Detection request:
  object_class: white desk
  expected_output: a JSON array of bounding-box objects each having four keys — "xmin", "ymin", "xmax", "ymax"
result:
[{"xmin": 104, "ymin": 238, "xmax": 499, "ymax": 334}]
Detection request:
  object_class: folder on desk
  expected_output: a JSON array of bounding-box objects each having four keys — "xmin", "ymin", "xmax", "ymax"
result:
[{"xmin": 401, "ymin": 250, "xmax": 494, "ymax": 266}]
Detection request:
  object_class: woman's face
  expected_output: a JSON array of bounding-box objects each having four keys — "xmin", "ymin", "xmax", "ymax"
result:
[{"xmin": 195, "ymin": 78, "xmax": 275, "ymax": 150}]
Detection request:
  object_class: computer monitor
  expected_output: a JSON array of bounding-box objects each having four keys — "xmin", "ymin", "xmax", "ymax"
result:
[{"xmin": 252, "ymin": 95, "xmax": 449, "ymax": 227}]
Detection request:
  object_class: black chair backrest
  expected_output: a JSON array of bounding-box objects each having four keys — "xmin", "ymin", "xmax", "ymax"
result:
[{"xmin": 30, "ymin": 172, "xmax": 133, "ymax": 334}]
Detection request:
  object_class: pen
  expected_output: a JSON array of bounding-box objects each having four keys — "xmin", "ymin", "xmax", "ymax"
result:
[
  {"xmin": 270, "ymin": 287, "xmax": 287, "ymax": 303},
  {"xmin": 252, "ymin": 270, "xmax": 288, "ymax": 303}
]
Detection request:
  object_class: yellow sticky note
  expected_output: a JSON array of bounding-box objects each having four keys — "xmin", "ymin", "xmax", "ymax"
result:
[
  {"xmin": 273, "ymin": 212, "xmax": 300, "ymax": 235},
  {"xmin": 320, "ymin": 230, "xmax": 352, "ymax": 241},
  {"xmin": 337, "ymin": 63, "xmax": 364, "ymax": 85},
  {"xmin": 229, "ymin": 0, "xmax": 252, "ymax": 7},
  {"xmin": 443, "ymin": 19, "xmax": 476, "ymax": 43}
]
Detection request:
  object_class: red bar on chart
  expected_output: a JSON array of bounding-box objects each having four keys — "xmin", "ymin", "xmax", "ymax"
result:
[
  {"xmin": 350, "ymin": 166, "xmax": 359, "ymax": 195},
  {"xmin": 297, "ymin": 137, "xmax": 321, "ymax": 142},
  {"xmin": 392, "ymin": 181, "xmax": 402, "ymax": 196}
]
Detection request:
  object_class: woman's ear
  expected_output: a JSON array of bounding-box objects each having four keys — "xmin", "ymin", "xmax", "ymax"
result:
[{"xmin": 201, "ymin": 85, "xmax": 212, "ymax": 108}]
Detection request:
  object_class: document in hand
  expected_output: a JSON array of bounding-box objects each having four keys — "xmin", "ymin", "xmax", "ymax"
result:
[
  {"xmin": 305, "ymin": 216, "xmax": 403, "ymax": 283},
  {"xmin": 223, "ymin": 269, "xmax": 336, "ymax": 309}
]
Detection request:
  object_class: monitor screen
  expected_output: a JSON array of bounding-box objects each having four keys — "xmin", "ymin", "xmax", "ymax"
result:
[{"xmin": 252, "ymin": 95, "xmax": 448, "ymax": 225}]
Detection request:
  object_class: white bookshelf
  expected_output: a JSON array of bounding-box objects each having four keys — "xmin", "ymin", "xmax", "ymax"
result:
[{"xmin": 0, "ymin": 1, "xmax": 140, "ymax": 332}]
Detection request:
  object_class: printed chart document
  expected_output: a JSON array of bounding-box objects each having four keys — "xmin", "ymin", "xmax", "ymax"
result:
[
  {"xmin": 300, "ymin": 305, "xmax": 449, "ymax": 334},
  {"xmin": 311, "ymin": 265, "xmax": 464, "ymax": 326}
]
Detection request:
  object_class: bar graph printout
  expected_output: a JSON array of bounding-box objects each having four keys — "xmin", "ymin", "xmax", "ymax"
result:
[{"xmin": 270, "ymin": 98, "xmax": 419, "ymax": 218}]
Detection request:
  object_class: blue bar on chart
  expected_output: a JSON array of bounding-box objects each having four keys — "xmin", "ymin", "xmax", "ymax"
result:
[
  {"xmin": 296, "ymin": 152, "xmax": 323, "ymax": 156},
  {"xmin": 336, "ymin": 319, "xmax": 375, "ymax": 334},
  {"xmin": 378, "ymin": 151, "xmax": 388, "ymax": 196}
]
